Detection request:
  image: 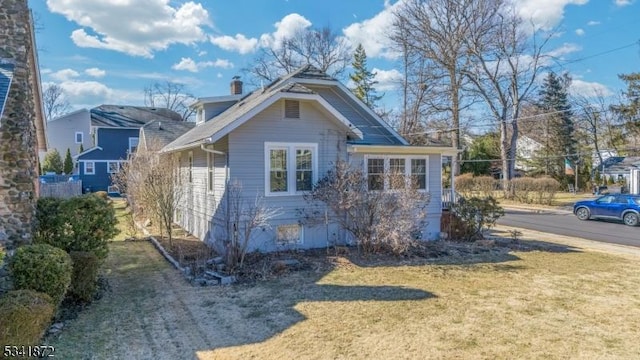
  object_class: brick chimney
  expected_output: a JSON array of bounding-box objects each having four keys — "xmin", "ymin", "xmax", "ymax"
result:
[{"xmin": 230, "ymin": 76, "xmax": 242, "ymax": 95}]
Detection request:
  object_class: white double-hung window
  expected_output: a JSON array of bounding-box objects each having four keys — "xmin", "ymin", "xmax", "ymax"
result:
[
  {"xmin": 265, "ymin": 142, "xmax": 317, "ymax": 196},
  {"xmin": 366, "ymin": 156, "xmax": 428, "ymax": 191}
]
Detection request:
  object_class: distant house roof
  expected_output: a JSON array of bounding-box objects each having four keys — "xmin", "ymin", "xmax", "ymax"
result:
[
  {"xmin": 0, "ymin": 60, "xmax": 15, "ymax": 121},
  {"xmin": 163, "ymin": 65, "xmax": 404, "ymax": 152},
  {"xmin": 602, "ymin": 156, "xmax": 640, "ymax": 174},
  {"xmin": 140, "ymin": 119, "xmax": 195, "ymax": 149},
  {"xmin": 90, "ymin": 105, "xmax": 183, "ymax": 128}
]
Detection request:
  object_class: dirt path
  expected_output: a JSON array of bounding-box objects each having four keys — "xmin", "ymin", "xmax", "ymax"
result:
[{"xmin": 48, "ymin": 241, "xmax": 283, "ymax": 360}]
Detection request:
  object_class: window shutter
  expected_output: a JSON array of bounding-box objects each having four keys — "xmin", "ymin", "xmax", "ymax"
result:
[{"xmin": 284, "ymin": 100, "xmax": 300, "ymax": 119}]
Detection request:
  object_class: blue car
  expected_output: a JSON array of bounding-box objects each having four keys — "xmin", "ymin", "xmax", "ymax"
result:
[{"xmin": 573, "ymin": 194, "xmax": 640, "ymax": 226}]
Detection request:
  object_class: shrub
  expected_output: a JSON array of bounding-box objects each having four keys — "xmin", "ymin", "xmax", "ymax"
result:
[
  {"xmin": 450, "ymin": 196, "xmax": 504, "ymax": 241},
  {"xmin": 302, "ymin": 161, "xmax": 428, "ymax": 256},
  {"xmin": 94, "ymin": 191, "xmax": 109, "ymax": 201},
  {"xmin": 68, "ymin": 251, "xmax": 100, "ymax": 302},
  {"xmin": 35, "ymin": 195, "xmax": 119, "ymax": 259},
  {"xmin": 475, "ymin": 176, "xmax": 498, "ymax": 197},
  {"xmin": 0, "ymin": 290, "xmax": 55, "ymax": 346},
  {"xmin": 9, "ymin": 244, "xmax": 73, "ymax": 305},
  {"xmin": 454, "ymin": 173, "xmax": 475, "ymax": 197}
]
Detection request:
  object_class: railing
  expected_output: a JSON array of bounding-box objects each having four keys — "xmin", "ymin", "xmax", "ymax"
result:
[
  {"xmin": 40, "ymin": 181, "xmax": 82, "ymax": 199},
  {"xmin": 442, "ymin": 188, "xmax": 462, "ymax": 210}
]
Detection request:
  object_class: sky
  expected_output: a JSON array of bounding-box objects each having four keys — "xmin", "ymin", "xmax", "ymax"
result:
[{"xmin": 31, "ymin": 0, "xmax": 640, "ymax": 116}]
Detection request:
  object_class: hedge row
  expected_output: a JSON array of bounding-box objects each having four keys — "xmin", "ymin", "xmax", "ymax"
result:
[{"xmin": 455, "ymin": 175, "xmax": 561, "ymax": 205}]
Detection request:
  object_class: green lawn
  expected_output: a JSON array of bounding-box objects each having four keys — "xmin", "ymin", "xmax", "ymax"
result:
[{"xmin": 47, "ymin": 235, "xmax": 640, "ymax": 359}]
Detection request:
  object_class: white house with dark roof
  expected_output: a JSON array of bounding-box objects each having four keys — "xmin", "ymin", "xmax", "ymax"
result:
[{"xmin": 161, "ymin": 65, "xmax": 458, "ymax": 253}]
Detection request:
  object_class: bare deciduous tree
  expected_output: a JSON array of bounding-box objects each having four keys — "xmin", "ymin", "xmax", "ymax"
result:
[
  {"xmin": 392, "ymin": 0, "xmax": 498, "ymax": 172},
  {"xmin": 42, "ymin": 83, "xmax": 71, "ymax": 121},
  {"xmin": 112, "ymin": 140, "xmax": 184, "ymax": 247},
  {"xmin": 302, "ymin": 161, "xmax": 429, "ymax": 255},
  {"xmin": 143, "ymin": 81, "xmax": 196, "ymax": 121},
  {"xmin": 246, "ymin": 26, "xmax": 350, "ymax": 83},
  {"xmin": 463, "ymin": 6, "xmax": 552, "ymax": 193}
]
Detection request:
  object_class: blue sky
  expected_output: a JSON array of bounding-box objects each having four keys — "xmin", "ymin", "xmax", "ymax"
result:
[{"xmin": 31, "ymin": 0, "xmax": 640, "ymax": 113}]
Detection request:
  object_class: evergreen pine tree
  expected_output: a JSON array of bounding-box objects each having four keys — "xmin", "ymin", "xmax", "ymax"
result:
[
  {"xmin": 349, "ymin": 44, "xmax": 382, "ymax": 108},
  {"xmin": 79, "ymin": 143, "xmax": 84, "ymax": 153},
  {"xmin": 63, "ymin": 148, "xmax": 74, "ymax": 174},
  {"xmin": 535, "ymin": 72, "xmax": 576, "ymax": 182},
  {"xmin": 42, "ymin": 149, "xmax": 64, "ymax": 174}
]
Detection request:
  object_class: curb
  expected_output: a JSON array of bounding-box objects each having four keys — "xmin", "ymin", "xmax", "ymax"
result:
[{"xmin": 501, "ymin": 204, "xmax": 573, "ymax": 215}]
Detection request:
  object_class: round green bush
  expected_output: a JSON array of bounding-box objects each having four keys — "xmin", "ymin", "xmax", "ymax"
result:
[
  {"xmin": 0, "ymin": 290, "xmax": 55, "ymax": 346},
  {"xmin": 10, "ymin": 244, "xmax": 72, "ymax": 305},
  {"xmin": 68, "ymin": 251, "xmax": 100, "ymax": 302}
]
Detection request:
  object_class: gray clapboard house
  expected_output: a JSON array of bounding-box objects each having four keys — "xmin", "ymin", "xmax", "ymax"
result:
[{"xmin": 162, "ymin": 65, "xmax": 457, "ymax": 252}]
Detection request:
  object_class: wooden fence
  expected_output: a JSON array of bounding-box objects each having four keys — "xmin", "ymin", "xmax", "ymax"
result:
[{"xmin": 39, "ymin": 181, "xmax": 82, "ymax": 199}]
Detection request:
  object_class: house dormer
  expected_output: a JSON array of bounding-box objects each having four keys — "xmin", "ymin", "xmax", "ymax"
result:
[{"xmin": 192, "ymin": 77, "xmax": 245, "ymax": 126}]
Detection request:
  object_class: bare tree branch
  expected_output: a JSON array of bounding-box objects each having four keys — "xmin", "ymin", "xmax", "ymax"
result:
[
  {"xmin": 42, "ymin": 83, "xmax": 71, "ymax": 121},
  {"xmin": 143, "ymin": 81, "xmax": 196, "ymax": 121}
]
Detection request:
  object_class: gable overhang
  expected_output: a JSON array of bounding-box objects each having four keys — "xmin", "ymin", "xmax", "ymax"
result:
[
  {"xmin": 207, "ymin": 91, "xmax": 363, "ymax": 144},
  {"xmin": 348, "ymin": 144, "xmax": 460, "ymax": 157},
  {"xmin": 74, "ymin": 146, "xmax": 103, "ymax": 160},
  {"xmin": 292, "ymin": 78, "xmax": 409, "ymax": 146}
]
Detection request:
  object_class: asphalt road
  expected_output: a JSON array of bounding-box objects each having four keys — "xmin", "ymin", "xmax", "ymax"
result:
[{"xmin": 498, "ymin": 209, "xmax": 640, "ymax": 247}]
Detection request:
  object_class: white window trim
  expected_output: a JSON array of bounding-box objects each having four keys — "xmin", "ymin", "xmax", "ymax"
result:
[
  {"xmin": 84, "ymin": 161, "xmax": 95, "ymax": 175},
  {"xmin": 75, "ymin": 131, "xmax": 83, "ymax": 144},
  {"xmin": 364, "ymin": 155, "xmax": 429, "ymax": 192},
  {"xmin": 129, "ymin": 137, "xmax": 139, "ymax": 154},
  {"xmin": 264, "ymin": 142, "xmax": 318, "ymax": 197},
  {"xmin": 276, "ymin": 224, "xmax": 304, "ymax": 245},
  {"xmin": 107, "ymin": 185, "xmax": 120, "ymax": 194},
  {"xmin": 107, "ymin": 161, "xmax": 121, "ymax": 174}
]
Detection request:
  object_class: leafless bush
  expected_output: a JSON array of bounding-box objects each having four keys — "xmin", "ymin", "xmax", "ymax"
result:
[
  {"xmin": 112, "ymin": 140, "xmax": 184, "ymax": 247},
  {"xmin": 455, "ymin": 173, "xmax": 475, "ymax": 197},
  {"xmin": 302, "ymin": 161, "xmax": 429, "ymax": 256},
  {"xmin": 224, "ymin": 181, "xmax": 281, "ymax": 272}
]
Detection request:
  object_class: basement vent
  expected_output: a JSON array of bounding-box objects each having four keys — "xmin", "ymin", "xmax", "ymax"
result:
[{"xmin": 284, "ymin": 100, "xmax": 300, "ymax": 119}]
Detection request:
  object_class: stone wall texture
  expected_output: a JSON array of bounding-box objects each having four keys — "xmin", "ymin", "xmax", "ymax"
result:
[{"xmin": 0, "ymin": 0, "xmax": 39, "ymax": 252}]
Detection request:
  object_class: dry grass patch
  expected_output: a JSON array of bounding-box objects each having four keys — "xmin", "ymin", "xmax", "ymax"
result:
[{"xmin": 47, "ymin": 239, "xmax": 640, "ymax": 360}]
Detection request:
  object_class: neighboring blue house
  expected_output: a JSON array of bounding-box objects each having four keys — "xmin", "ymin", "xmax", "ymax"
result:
[
  {"xmin": 76, "ymin": 105, "xmax": 182, "ymax": 193},
  {"xmin": 162, "ymin": 65, "xmax": 458, "ymax": 253}
]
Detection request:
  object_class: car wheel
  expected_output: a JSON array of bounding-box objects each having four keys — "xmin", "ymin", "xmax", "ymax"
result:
[
  {"xmin": 575, "ymin": 207, "xmax": 590, "ymax": 221},
  {"xmin": 623, "ymin": 212, "xmax": 639, "ymax": 226}
]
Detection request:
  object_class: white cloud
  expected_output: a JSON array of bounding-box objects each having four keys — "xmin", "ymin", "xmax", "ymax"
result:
[
  {"xmin": 211, "ymin": 13, "xmax": 311, "ymax": 55},
  {"xmin": 614, "ymin": 0, "xmax": 633, "ymax": 6},
  {"xmin": 172, "ymin": 57, "xmax": 234, "ymax": 72},
  {"xmin": 51, "ymin": 69, "xmax": 80, "ymax": 81},
  {"xmin": 514, "ymin": 0, "xmax": 589, "ymax": 30},
  {"xmin": 587, "ymin": 20, "xmax": 601, "ymax": 26},
  {"xmin": 198, "ymin": 50, "xmax": 207, "ymax": 57},
  {"xmin": 46, "ymin": 0, "xmax": 211, "ymax": 58},
  {"xmin": 211, "ymin": 34, "xmax": 258, "ymax": 54},
  {"xmin": 85, "ymin": 67, "xmax": 106, "ymax": 78},
  {"xmin": 45, "ymin": 80, "xmax": 143, "ymax": 108},
  {"xmin": 343, "ymin": 0, "xmax": 405, "ymax": 59},
  {"xmin": 172, "ymin": 57, "xmax": 199, "ymax": 72},
  {"xmin": 373, "ymin": 68, "xmax": 403, "ymax": 91},
  {"xmin": 569, "ymin": 80, "xmax": 613, "ymax": 97},
  {"xmin": 259, "ymin": 13, "xmax": 312, "ymax": 48},
  {"xmin": 575, "ymin": 28, "xmax": 585, "ymax": 36},
  {"xmin": 547, "ymin": 43, "xmax": 582, "ymax": 59},
  {"xmin": 217, "ymin": 73, "xmax": 223, "ymax": 78}
]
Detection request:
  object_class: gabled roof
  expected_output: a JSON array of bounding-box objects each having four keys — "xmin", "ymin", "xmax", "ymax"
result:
[
  {"xmin": 90, "ymin": 105, "xmax": 183, "ymax": 128},
  {"xmin": 163, "ymin": 65, "xmax": 403, "ymax": 152},
  {"xmin": 140, "ymin": 119, "xmax": 195, "ymax": 149},
  {"xmin": 0, "ymin": 60, "xmax": 15, "ymax": 121}
]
